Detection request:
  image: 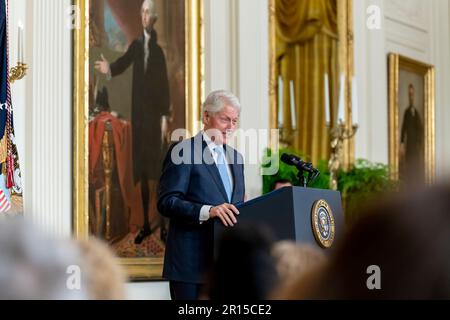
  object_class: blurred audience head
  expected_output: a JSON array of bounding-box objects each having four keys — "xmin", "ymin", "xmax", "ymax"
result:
[
  {"xmin": 203, "ymin": 224, "xmax": 278, "ymax": 300},
  {"xmin": 0, "ymin": 217, "xmax": 86, "ymax": 299},
  {"xmin": 272, "ymin": 241, "xmax": 326, "ymax": 290},
  {"xmin": 297, "ymin": 184, "xmax": 450, "ymax": 299},
  {"xmin": 272, "ymin": 179, "xmax": 293, "ymax": 191},
  {"xmin": 76, "ymin": 237, "xmax": 127, "ymax": 300}
]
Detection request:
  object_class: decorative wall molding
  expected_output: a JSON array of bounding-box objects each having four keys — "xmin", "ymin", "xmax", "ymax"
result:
[
  {"xmin": 385, "ymin": 19, "xmax": 429, "ymax": 56},
  {"xmin": 385, "ymin": 0, "xmax": 428, "ymax": 32},
  {"xmin": 353, "ymin": 0, "xmax": 389, "ymax": 163},
  {"xmin": 204, "ymin": 0, "xmax": 269, "ymax": 200},
  {"xmin": 430, "ymin": 0, "xmax": 450, "ymax": 178},
  {"xmin": 204, "ymin": 0, "xmax": 233, "ymax": 94},
  {"xmin": 26, "ymin": 0, "xmax": 72, "ymax": 237},
  {"xmin": 384, "ymin": 0, "xmax": 431, "ymax": 63},
  {"xmin": 235, "ymin": 0, "xmax": 269, "ymax": 200},
  {"xmin": 354, "ymin": 0, "xmax": 450, "ymax": 177}
]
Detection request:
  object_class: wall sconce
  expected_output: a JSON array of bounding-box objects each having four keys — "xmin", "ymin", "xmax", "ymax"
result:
[
  {"xmin": 327, "ymin": 121, "xmax": 358, "ymax": 190},
  {"xmin": 325, "ymin": 75, "xmax": 359, "ymax": 190},
  {"xmin": 9, "ymin": 21, "xmax": 27, "ymax": 84},
  {"xmin": 9, "ymin": 62, "xmax": 27, "ymax": 84}
]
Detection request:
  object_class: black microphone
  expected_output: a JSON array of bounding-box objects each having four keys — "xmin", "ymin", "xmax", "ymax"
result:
[{"xmin": 280, "ymin": 153, "xmax": 317, "ymax": 173}]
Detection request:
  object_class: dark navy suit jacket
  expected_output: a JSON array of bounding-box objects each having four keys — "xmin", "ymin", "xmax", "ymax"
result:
[{"xmin": 158, "ymin": 133, "xmax": 245, "ymax": 284}]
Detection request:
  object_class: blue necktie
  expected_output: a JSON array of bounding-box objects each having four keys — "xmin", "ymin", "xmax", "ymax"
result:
[{"xmin": 215, "ymin": 147, "xmax": 232, "ymax": 202}]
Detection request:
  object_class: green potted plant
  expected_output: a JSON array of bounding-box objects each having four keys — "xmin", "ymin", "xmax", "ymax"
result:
[{"xmin": 261, "ymin": 148, "xmax": 396, "ymax": 224}]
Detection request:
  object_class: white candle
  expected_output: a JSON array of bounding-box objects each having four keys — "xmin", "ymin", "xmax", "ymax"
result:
[
  {"xmin": 290, "ymin": 80, "xmax": 296, "ymax": 129},
  {"xmin": 338, "ymin": 74, "xmax": 345, "ymax": 123},
  {"xmin": 18, "ymin": 21, "xmax": 24, "ymax": 63},
  {"xmin": 324, "ymin": 74, "xmax": 330, "ymax": 124},
  {"xmin": 278, "ymin": 76, "xmax": 284, "ymax": 127},
  {"xmin": 17, "ymin": 25, "xmax": 21, "ymax": 62},
  {"xmin": 352, "ymin": 77, "xmax": 358, "ymax": 125}
]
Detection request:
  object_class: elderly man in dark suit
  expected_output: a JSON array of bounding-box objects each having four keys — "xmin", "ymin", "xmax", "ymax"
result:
[
  {"xmin": 158, "ymin": 90, "xmax": 245, "ymax": 300},
  {"xmin": 95, "ymin": 0, "xmax": 170, "ymax": 244}
]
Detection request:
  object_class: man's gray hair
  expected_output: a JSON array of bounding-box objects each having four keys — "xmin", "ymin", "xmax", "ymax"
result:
[
  {"xmin": 142, "ymin": 0, "xmax": 157, "ymax": 18},
  {"xmin": 202, "ymin": 90, "xmax": 241, "ymax": 116}
]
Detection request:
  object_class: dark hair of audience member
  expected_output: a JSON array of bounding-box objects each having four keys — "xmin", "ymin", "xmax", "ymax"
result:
[
  {"xmin": 285, "ymin": 184, "xmax": 450, "ymax": 299},
  {"xmin": 202, "ymin": 224, "xmax": 278, "ymax": 300},
  {"xmin": 271, "ymin": 179, "xmax": 293, "ymax": 191}
]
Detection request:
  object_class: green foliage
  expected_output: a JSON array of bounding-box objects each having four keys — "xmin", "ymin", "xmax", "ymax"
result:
[
  {"xmin": 261, "ymin": 149, "xmax": 397, "ymax": 223},
  {"xmin": 338, "ymin": 159, "xmax": 397, "ymax": 223},
  {"xmin": 261, "ymin": 147, "xmax": 329, "ymax": 193},
  {"xmin": 308, "ymin": 159, "xmax": 331, "ymax": 190},
  {"xmin": 261, "ymin": 147, "xmax": 307, "ymax": 194}
]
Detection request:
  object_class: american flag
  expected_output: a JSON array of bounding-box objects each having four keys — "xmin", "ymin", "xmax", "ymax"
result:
[
  {"xmin": 0, "ymin": 174, "xmax": 11, "ymax": 212},
  {"xmin": 0, "ymin": 0, "xmax": 13, "ymax": 213},
  {"xmin": 1, "ymin": 0, "xmax": 7, "ymax": 105}
]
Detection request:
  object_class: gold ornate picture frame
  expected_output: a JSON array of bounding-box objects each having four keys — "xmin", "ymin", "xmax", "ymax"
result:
[
  {"xmin": 73, "ymin": 0, "xmax": 203, "ymax": 280},
  {"xmin": 388, "ymin": 53, "xmax": 435, "ymax": 184}
]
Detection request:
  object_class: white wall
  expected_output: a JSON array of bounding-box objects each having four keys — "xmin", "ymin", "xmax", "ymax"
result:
[
  {"xmin": 353, "ymin": 0, "xmax": 450, "ymax": 178},
  {"xmin": 124, "ymin": 281, "xmax": 170, "ymax": 300},
  {"xmin": 353, "ymin": 0, "xmax": 388, "ymax": 163},
  {"xmin": 235, "ymin": 0, "xmax": 270, "ymax": 200},
  {"xmin": 431, "ymin": 0, "xmax": 450, "ymax": 179},
  {"xmin": 205, "ymin": 0, "xmax": 269, "ymax": 200},
  {"xmin": 9, "ymin": 0, "xmax": 73, "ymax": 237}
]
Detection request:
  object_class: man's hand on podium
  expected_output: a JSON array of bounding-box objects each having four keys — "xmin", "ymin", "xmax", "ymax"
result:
[{"xmin": 209, "ymin": 204, "xmax": 240, "ymax": 227}]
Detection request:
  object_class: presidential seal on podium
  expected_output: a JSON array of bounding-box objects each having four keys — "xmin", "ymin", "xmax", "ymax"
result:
[{"xmin": 311, "ymin": 199, "xmax": 335, "ymax": 248}]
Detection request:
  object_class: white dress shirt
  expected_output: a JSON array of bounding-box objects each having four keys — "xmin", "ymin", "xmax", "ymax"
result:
[
  {"xmin": 199, "ymin": 132, "xmax": 234, "ymax": 222},
  {"xmin": 143, "ymin": 29, "xmax": 151, "ymax": 72}
]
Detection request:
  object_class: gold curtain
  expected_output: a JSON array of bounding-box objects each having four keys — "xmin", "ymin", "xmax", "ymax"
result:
[{"xmin": 276, "ymin": 0, "xmax": 339, "ymax": 165}]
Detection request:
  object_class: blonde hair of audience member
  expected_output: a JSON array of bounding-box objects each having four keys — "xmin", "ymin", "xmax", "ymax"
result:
[
  {"xmin": 76, "ymin": 237, "xmax": 127, "ymax": 300},
  {"xmin": 270, "ymin": 241, "xmax": 327, "ymax": 299},
  {"xmin": 0, "ymin": 218, "xmax": 87, "ymax": 299},
  {"xmin": 272, "ymin": 241, "xmax": 326, "ymax": 285}
]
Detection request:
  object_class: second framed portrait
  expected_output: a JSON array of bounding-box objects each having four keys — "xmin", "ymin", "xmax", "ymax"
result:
[
  {"xmin": 73, "ymin": 0, "xmax": 204, "ymax": 280},
  {"xmin": 388, "ymin": 53, "xmax": 435, "ymax": 185}
]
